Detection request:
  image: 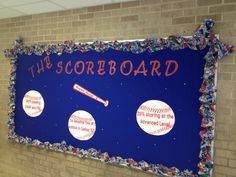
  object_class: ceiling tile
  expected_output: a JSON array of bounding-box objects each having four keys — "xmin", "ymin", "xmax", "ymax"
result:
[
  {"xmin": 11, "ymin": 1, "xmax": 64, "ymax": 15},
  {"xmin": 50, "ymin": 0, "xmax": 112, "ymax": 9},
  {"xmin": 0, "ymin": 8, "xmax": 25, "ymax": 19},
  {"xmin": 0, "ymin": 0, "xmax": 134, "ymax": 20},
  {"xmin": 0, "ymin": 0, "xmax": 44, "ymax": 7},
  {"xmin": 111, "ymin": 0, "xmax": 134, "ymax": 2}
]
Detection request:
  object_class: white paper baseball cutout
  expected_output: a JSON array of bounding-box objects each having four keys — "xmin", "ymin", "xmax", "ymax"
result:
[
  {"xmin": 136, "ymin": 100, "xmax": 175, "ymax": 136},
  {"xmin": 68, "ymin": 110, "xmax": 96, "ymax": 141},
  {"xmin": 22, "ymin": 90, "xmax": 45, "ymax": 117}
]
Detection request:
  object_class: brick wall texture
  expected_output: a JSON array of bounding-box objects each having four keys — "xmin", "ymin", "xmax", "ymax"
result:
[{"xmin": 0, "ymin": 0, "xmax": 236, "ymax": 177}]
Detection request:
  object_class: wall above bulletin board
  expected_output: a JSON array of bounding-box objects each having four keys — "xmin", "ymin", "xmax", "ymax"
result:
[{"xmin": 4, "ymin": 19, "xmax": 234, "ymax": 177}]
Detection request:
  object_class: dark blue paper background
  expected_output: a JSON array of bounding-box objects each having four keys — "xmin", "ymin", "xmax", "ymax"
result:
[{"xmin": 14, "ymin": 47, "xmax": 208, "ymax": 173}]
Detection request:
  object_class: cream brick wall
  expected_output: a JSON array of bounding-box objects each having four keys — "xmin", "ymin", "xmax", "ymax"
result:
[{"xmin": 0, "ymin": 0, "xmax": 235, "ymax": 177}]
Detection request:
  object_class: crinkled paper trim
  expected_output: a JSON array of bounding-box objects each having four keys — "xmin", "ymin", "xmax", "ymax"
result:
[{"xmin": 4, "ymin": 19, "xmax": 234, "ymax": 177}]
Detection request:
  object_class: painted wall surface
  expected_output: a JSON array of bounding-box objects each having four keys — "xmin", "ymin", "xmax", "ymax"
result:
[{"xmin": 0, "ymin": 0, "xmax": 236, "ymax": 177}]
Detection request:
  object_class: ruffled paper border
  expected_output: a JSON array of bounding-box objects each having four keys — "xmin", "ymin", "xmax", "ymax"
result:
[{"xmin": 4, "ymin": 19, "xmax": 234, "ymax": 177}]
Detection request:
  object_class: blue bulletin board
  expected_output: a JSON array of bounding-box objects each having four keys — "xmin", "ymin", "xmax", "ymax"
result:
[{"xmin": 4, "ymin": 20, "xmax": 233, "ymax": 177}]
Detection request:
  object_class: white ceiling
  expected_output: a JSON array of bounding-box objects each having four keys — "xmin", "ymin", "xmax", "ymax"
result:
[{"xmin": 0, "ymin": 0, "xmax": 132, "ymax": 19}]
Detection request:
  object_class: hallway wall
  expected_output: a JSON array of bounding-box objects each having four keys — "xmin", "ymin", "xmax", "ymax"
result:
[{"xmin": 0, "ymin": 0, "xmax": 236, "ymax": 176}]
